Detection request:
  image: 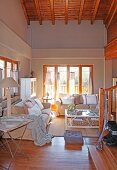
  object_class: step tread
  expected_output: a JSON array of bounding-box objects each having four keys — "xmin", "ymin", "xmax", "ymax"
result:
[
  {"xmin": 88, "ymin": 145, "xmax": 117, "ymax": 170},
  {"xmin": 103, "ymin": 143, "xmax": 117, "ymax": 165}
]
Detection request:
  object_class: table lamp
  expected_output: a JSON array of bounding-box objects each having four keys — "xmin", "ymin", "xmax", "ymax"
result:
[{"xmin": 0, "ymin": 77, "xmax": 19, "ymax": 117}]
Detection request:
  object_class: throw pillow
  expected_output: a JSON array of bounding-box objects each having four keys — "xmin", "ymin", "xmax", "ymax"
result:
[
  {"xmin": 61, "ymin": 97, "xmax": 74, "ymax": 105},
  {"xmin": 24, "ymin": 100, "xmax": 34, "ymax": 108},
  {"xmin": 34, "ymin": 98, "xmax": 44, "ymax": 110},
  {"xmin": 73, "ymin": 94, "xmax": 80, "ymax": 105},
  {"xmin": 28, "ymin": 104, "xmax": 42, "ymax": 116},
  {"xmin": 86, "ymin": 94, "xmax": 98, "ymax": 105},
  {"xmin": 82, "ymin": 94, "xmax": 87, "ymax": 104}
]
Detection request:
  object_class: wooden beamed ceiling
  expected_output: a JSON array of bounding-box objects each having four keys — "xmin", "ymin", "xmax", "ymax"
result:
[{"xmin": 21, "ymin": 0, "xmax": 117, "ymax": 28}]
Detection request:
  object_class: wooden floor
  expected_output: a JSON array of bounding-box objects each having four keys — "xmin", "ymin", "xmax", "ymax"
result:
[{"xmin": 0, "ymin": 137, "xmax": 97, "ymax": 170}]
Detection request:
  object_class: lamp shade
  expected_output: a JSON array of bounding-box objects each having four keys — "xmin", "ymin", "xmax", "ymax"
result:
[{"xmin": 0, "ymin": 77, "xmax": 19, "ymax": 88}]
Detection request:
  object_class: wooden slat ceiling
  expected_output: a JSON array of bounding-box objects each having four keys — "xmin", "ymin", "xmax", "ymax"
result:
[{"xmin": 20, "ymin": 0, "xmax": 117, "ymax": 28}]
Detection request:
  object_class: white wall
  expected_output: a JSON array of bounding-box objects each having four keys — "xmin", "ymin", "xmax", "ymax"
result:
[
  {"xmin": 29, "ymin": 21, "xmax": 108, "ymax": 96},
  {"xmin": 30, "ymin": 21, "xmax": 107, "ymax": 96},
  {"xmin": 0, "ymin": 0, "xmax": 27, "ymax": 42},
  {"xmin": 28, "ymin": 21, "xmax": 106, "ymax": 49},
  {"xmin": 105, "ymin": 60, "xmax": 112, "ymax": 88},
  {"xmin": 0, "ymin": 21, "xmax": 32, "ymax": 77},
  {"xmin": 32, "ymin": 49, "xmax": 103, "ymax": 59}
]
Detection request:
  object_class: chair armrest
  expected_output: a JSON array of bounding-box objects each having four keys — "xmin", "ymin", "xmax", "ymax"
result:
[{"xmin": 42, "ymin": 102, "xmax": 51, "ymax": 109}]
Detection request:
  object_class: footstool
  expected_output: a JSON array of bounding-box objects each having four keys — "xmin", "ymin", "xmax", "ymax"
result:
[{"xmin": 64, "ymin": 130, "xmax": 83, "ymax": 145}]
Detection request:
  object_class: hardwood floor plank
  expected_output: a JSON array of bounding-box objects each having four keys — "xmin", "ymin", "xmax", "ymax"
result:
[{"xmin": 0, "ymin": 137, "xmax": 96, "ymax": 170}]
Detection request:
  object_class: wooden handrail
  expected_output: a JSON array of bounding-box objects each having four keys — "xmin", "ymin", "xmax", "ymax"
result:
[
  {"xmin": 105, "ymin": 85, "xmax": 117, "ymax": 91},
  {"xmin": 99, "ymin": 85, "xmax": 117, "ymax": 132}
]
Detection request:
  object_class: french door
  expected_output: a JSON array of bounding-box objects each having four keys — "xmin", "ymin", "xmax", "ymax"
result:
[{"xmin": 43, "ymin": 65, "xmax": 93, "ymax": 100}]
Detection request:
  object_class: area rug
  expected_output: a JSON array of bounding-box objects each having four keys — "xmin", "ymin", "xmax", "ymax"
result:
[
  {"xmin": 49, "ymin": 116, "xmax": 99, "ymax": 137},
  {"xmin": 49, "ymin": 116, "xmax": 65, "ymax": 137}
]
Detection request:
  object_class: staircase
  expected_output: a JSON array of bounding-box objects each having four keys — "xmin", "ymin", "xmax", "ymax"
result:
[
  {"xmin": 88, "ymin": 144, "xmax": 117, "ymax": 170},
  {"xmin": 90, "ymin": 85, "xmax": 117, "ymax": 169},
  {"xmin": 99, "ymin": 85, "xmax": 117, "ymax": 132}
]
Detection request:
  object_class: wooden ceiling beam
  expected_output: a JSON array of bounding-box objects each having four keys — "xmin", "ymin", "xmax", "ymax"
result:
[
  {"xmin": 20, "ymin": 0, "xmax": 30, "ymax": 25},
  {"xmin": 65, "ymin": 0, "xmax": 68, "ymax": 24},
  {"xmin": 91, "ymin": 0, "xmax": 101, "ymax": 24},
  {"xmin": 78, "ymin": 0, "xmax": 85, "ymax": 24},
  {"xmin": 34, "ymin": 0, "xmax": 42, "ymax": 25},
  {"xmin": 104, "ymin": 0, "xmax": 117, "ymax": 29},
  {"xmin": 49, "ymin": 0, "xmax": 55, "ymax": 25}
]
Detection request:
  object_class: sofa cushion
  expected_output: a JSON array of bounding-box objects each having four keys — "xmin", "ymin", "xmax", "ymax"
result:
[
  {"xmin": 11, "ymin": 101, "xmax": 26, "ymax": 114},
  {"xmin": 75, "ymin": 104, "xmax": 90, "ymax": 110}
]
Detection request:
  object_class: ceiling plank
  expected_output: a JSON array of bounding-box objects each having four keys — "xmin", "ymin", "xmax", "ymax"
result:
[
  {"xmin": 78, "ymin": 0, "xmax": 85, "ymax": 24},
  {"xmin": 34, "ymin": 0, "xmax": 42, "ymax": 25},
  {"xmin": 104, "ymin": 0, "xmax": 115, "ymax": 23},
  {"xmin": 105, "ymin": 38, "xmax": 117, "ymax": 60},
  {"xmin": 20, "ymin": 0, "xmax": 30, "ymax": 25},
  {"xmin": 49, "ymin": 0, "xmax": 55, "ymax": 25},
  {"xmin": 65, "ymin": 0, "xmax": 68, "ymax": 24},
  {"xmin": 105, "ymin": 0, "xmax": 117, "ymax": 29},
  {"xmin": 91, "ymin": 0, "xmax": 101, "ymax": 24}
]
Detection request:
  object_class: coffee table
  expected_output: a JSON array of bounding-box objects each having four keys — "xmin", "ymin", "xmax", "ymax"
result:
[{"xmin": 65, "ymin": 109, "xmax": 99, "ymax": 130}]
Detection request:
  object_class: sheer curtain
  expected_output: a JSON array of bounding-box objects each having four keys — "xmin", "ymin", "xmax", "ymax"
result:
[
  {"xmin": 10, "ymin": 70, "xmax": 19, "ymax": 96},
  {"xmin": 45, "ymin": 71, "xmax": 52, "ymax": 97},
  {"xmin": 89, "ymin": 67, "xmax": 93, "ymax": 94},
  {"xmin": 0, "ymin": 69, "xmax": 3, "ymax": 99},
  {"xmin": 69, "ymin": 72, "xmax": 75, "ymax": 95}
]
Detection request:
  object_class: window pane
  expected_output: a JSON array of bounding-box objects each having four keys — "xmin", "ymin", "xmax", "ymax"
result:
[
  {"xmin": 82, "ymin": 67, "xmax": 90, "ymax": 94},
  {"xmin": 69, "ymin": 67, "xmax": 79, "ymax": 94},
  {"xmin": 57, "ymin": 67, "xmax": 67, "ymax": 95},
  {"xmin": 45, "ymin": 67, "xmax": 55, "ymax": 98},
  {"xmin": 7, "ymin": 62, "xmax": 11, "ymax": 77},
  {"xmin": 0, "ymin": 60, "xmax": 4, "ymax": 79},
  {"xmin": 0, "ymin": 60, "xmax": 5, "ymax": 97}
]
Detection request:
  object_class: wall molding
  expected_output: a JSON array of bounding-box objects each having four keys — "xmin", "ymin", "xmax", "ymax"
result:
[
  {"xmin": 32, "ymin": 57, "xmax": 104, "ymax": 60},
  {"xmin": 32, "ymin": 48, "xmax": 104, "ymax": 59}
]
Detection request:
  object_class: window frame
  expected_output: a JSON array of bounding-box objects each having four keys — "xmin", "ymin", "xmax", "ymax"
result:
[
  {"xmin": 43, "ymin": 65, "xmax": 93, "ymax": 99},
  {"xmin": 0, "ymin": 56, "xmax": 19, "ymax": 98}
]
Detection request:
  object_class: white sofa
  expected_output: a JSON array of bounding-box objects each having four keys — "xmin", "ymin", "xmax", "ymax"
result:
[
  {"xmin": 56, "ymin": 94, "xmax": 99, "ymax": 115},
  {"xmin": 11, "ymin": 98, "xmax": 52, "ymax": 140}
]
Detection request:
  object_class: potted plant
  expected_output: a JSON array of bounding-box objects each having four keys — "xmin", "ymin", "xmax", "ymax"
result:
[{"xmin": 67, "ymin": 104, "xmax": 75, "ymax": 114}]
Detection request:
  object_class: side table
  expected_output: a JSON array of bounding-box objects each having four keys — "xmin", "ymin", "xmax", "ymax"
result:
[
  {"xmin": 0, "ymin": 116, "xmax": 32, "ymax": 169},
  {"xmin": 42, "ymin": 96, "xmax": 53, "ymax": 103}
]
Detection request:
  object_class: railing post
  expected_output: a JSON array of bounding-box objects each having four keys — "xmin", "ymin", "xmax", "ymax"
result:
[
  {"xmin": 116, "ymin": 88, "xmax": 117, "ymax": 123},
  {"xmin": 99, "ymin": 88, "xmax": 104, "ymax": 132},
  {"xmin": 107, "ymin": 90, "xmax": 112, "ymax": 120}
]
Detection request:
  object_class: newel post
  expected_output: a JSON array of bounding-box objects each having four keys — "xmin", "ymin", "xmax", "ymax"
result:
[{"xmin": 99, "ymin": 88, "xmax": 104, "ymax": 132}]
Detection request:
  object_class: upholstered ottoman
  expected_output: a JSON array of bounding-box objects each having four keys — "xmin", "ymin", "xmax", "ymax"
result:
[{"xmin": 64, "ymin": 130, "xmax": 83, "ymax": 144}]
